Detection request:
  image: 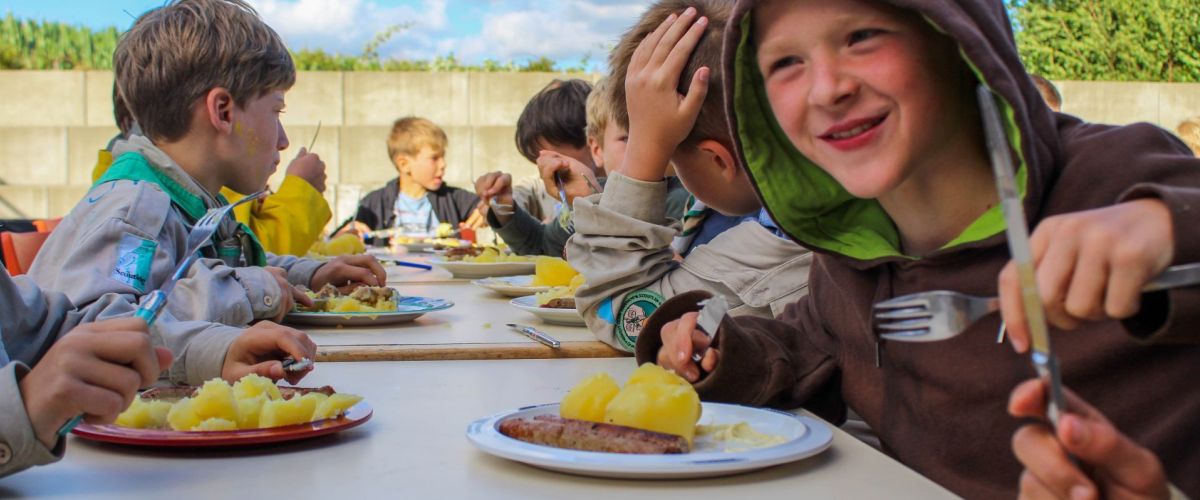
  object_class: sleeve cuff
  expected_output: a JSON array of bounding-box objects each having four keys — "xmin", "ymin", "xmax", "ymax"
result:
[
  {"xmin": 232, "ymin": 267, "xmax": 284, "ymax": 319},
  {"xmin": 599, "ymin": 173, "xmax": 670, "ymax": 224},
  {"xmin": 153, "ymin": 320, "xmax": 241, "ymax": 384},
  {"xmin": 0, "ymin": 362, "xmax": 63, "ymax": 478},
  {"xmin": 1118, "ymin": 183, "xmax": 1200, "ymax": 265}
]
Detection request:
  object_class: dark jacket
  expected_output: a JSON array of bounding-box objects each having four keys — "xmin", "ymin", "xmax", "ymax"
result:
[
  {"xmin": 636, "ymin": 1, "xmax": 1200, "ymax": 498},
  {"xmin": 352, "ymin": 178, "xmax": 480, "ymax": 240}
]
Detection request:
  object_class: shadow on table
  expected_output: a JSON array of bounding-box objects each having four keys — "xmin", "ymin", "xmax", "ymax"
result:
[{"xmin": 68, "ymin": 424, "xmax": 373, "ymax": 460}]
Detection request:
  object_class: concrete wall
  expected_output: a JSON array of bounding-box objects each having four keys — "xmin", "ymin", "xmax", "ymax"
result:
[{"xmin": 0, "ymin": 71, "xmax": 1196, "ymax": 222}]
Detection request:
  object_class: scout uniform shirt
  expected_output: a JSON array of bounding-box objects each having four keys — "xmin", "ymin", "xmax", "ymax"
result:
[{"xmin": 29, "ymin": 135, "xmax": 323, "ymax": 326}]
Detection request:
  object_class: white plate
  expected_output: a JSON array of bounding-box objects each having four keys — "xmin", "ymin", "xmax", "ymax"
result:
[
  {"xmin": 472, "ymin": 275, "xmax": 550, "ymax": 297},
  {"xmin": 509, "ymin": 295, "xmax": 585, "ymax": 326},
  {"xmin": 467, "ymin": 402, "xmax": 833, "ymax": 479},
  {"xmin": 284, "ymin": 295, "xmax": 454, "ymax": 327},
  {"xmin": 432, "ymin": 258, "xmax": 536, "ymax": 279}
]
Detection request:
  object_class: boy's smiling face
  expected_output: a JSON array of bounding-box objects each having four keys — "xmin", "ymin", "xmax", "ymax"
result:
[
  {"xmin": 753, "ymin": 0, "xmax": 976, "ymax": 201},
  {"xmin": 226, "ymin": 89, "xmax": 288, "ymax": 194}
]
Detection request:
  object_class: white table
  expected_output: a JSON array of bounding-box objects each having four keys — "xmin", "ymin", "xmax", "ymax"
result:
[
  {"xmin": 0, "ymin": 359, "xmax": 954, "ymax": 499},
  {"xmin": 305, "ymin": 281, "xmax": 624, "ymax": 361}
]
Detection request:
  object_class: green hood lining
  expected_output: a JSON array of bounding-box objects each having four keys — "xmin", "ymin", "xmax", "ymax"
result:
[{"xmin": 733, "ymin": 12, "xmax": 1028, "ymax": 261}]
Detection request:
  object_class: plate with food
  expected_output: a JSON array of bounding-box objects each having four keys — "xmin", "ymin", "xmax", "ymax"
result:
[
  {"xmin": 285, "ymin": 285, "xmax": 453, "ymax": 327},
  {"xmin": 472, "ymin": 275, "xmax": 551, "ymax": 297},
  {"xmin": 509, "ymin": 295, "xmax": 584, "ymax": 326},
  {"xmin": 72, "ymin": 375, "xmax": 371, "ymax": 448},
  {"xmin": 432, "ymin": 247, "xmax": 537, "ymax": 279},
  {"xmin": 467, "ymin": 365, "xmax": 832, "ymax": 479}
]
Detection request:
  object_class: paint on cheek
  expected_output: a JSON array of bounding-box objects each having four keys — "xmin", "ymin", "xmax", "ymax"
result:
[{"xmin": 233, "ymin": 121, "xmax": 259, "ymax": 156}]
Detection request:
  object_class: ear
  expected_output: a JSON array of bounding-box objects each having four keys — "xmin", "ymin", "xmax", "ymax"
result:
[
  {"xmin": 587, "ymin": 136, "xmax": 603, "ymax": 169},
  {"xmin": 696, "ymin": 139, "xmax": 739, "ymax": 182},
  {"xmin": 204, "ymin": 87, "xmax": 236, "ymax": 135},
  {"xmin": 393, "ymin": 154, "xmax": 410, "ymax": 172}
]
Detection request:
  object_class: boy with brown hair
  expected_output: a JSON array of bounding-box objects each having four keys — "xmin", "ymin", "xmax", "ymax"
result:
[
  {"xmin": 640, "ymin": 2, "xmax": 1199, "ymax": 497},
  {"xmin": 30, "ymin": 0, "xmax": 385, "ymax": 326},
  {"xmin": 348, "ymin": 116, "xmax": 483, "ymax": 241},
  {"xmin": 566, "ymin": 0, "xmax": 811, "ymax": 353}
]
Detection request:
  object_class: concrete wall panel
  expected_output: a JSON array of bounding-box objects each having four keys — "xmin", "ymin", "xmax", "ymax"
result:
[
  {"xmin": 282, "ymin": 72, "xmax": 344, "ymax": 127},
  {"xmin": 0, "ymin": 186, "xmax": 48, "ymax": 219},
  {"xmin": 470, "ymin": 125, "xmax": 535, "ymax": 181},
  {"xmin": 85, "ymin": 71, "xmax": 116, "ymax": 127},
  {"xmin": 67, "ymin": 126, "xmax": 119, "ymax": 185},
  {"xmin": 0, "ymin": 127, "xmax": 67, "ymax": 185},
  {"xmin": 468, "ymin": 73, "xmax": 565, "ymax": 127},
  {"xmin": 0, "ymin": 71, "xmax": 84, "ymax": 127},
  {"xmin": 47, "ymin": 186, "xmax": 90, "ymax": 219},
  {"xmin": 338, "ymin": 126, "xmax": 396, "ymax": 187},
  {"xmin": 271, "ymin": 125, "xmax": 340, "ymax": 189},
  {"xmin": 343, "ymin": 73, "xmax": 469, "ymax": 126},
  {"xmin": 1158, "ymin": 83, "xmax": 1200, "ymax": 136},
  {"xmin": 1059, "ymin": 81, "xmax": 1160, "ymax": 126}
]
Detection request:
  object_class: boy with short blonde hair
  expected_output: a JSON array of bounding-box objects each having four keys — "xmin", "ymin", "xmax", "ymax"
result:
[
  {"xmin": 31, "ymin": 0, "xmax": 385, "ymax": 326},
  {"xmin": 350, "ymin": 116, "xmax": 482, "ymax": 240},
  {"xmin": 1177, "ymin": 116, "xmax": 1200, "ymax": 156},
  {"xmin": 567, "ymin": 0, "xmax": 811, "ymax": 353},
  {"xmin": 641, "ymin": 2, "xmax": 1200, "ymax": 497}
]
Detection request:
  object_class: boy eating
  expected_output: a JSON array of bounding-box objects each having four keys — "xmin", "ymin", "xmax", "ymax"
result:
[
  {"xmin": 639, "ymin": 2, "xmax": 1200, "ymax": 497},
  {"xmin": 30, "ymin": 0, "xmax": 386, "ymax": 325}
]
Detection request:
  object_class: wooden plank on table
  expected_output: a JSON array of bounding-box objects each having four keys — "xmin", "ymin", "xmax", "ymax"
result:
[{"xmin": 317, "ymin": 341, "xmax": 628, "ymax": 361}]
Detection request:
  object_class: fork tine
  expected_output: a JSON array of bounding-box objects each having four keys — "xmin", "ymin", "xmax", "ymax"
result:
[
  {"xmin": 874, "ymin": 307, "xmax": 931, "ymax": 321},
  {"xmin": 872, "ymin": 295, "xmax": 930, "ymax": 310},
  {"xmin": 876, "ymin": 319, "xmax": 932, "ymax": 331}
]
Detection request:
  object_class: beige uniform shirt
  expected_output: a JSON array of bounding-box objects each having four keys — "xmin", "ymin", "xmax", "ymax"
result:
[{"xmin": 568, "ymin": 173, "xmax": 812, "ymax": 352}]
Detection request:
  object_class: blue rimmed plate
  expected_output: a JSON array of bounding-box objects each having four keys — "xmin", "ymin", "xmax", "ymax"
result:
[{"xmin": 284, "ymin": 295, "xmax": 454, "ymax": 327}]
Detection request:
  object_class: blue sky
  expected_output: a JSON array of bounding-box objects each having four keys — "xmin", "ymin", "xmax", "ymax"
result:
[{"xmin": 2, "ymin": 0, "xmax": 653, "ymax": 70}]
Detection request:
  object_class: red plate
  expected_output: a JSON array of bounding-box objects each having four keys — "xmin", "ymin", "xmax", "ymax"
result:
[{"xmin": 71, "ymin": 386, "xmax": 372, "ymax": 448}]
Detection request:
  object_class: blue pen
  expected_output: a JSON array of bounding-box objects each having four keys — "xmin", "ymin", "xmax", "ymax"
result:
[{"xmin": 386, "ymin": 260, "xmax": 433, "ymax": 270}]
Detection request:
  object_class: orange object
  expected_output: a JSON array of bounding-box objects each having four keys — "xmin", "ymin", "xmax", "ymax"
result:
[
  {"xmin": 459, "ymin": 227, "xmax": 476, "ymax": 243},
  {"xmin": 1, "ymin": 231, "xmax": 51, "ymax": 275},
  {"xmin": 33, "ymin": 217, "xmax": 62, "ymax": 233}
]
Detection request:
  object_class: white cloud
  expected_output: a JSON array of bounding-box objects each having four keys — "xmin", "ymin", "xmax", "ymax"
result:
[{"xmin": 249, "ymin": 0, "xmax": 652, "ymax": 69}]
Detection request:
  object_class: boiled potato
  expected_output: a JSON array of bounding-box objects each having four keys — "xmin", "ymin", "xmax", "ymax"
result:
[
  {"xmin": 605, "ymin": 381, "xmax": 701, "ymax": 443},
  {"xmin": 232, "ymin": 373, "xmax": 282, "ymax": 401},
  {"xmin": 114, "ymin": 397, "xmax": 172, "ymax": 429},
  {"xmin": 559, "ymin": 372, "xmax": 620, "ymax": 423},
  {"xmin": 312, "ymin": 393, "xmax": 364, "ymax": 420},
  {"xmin": 166, "ymin": 398, "xmax": 202, "ymax": 431},
  {"xmin": 193, "ymin": 418, "xmax": 238, "ymax": 431},
  {"xmin": 191, "ymin": 379, "xmax": 239, "ymax": 422}
]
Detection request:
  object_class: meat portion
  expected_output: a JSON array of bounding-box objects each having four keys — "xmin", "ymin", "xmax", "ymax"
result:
[
  {"xmin": 348, "ymin": 286, "xmax": 395, "ymax": 307},
  {"xmin": 498, "ymin": 414, "xmax": 689, "ymax": 454},
  {"xmin": 540, "ymin": 297, "xmax": 576, "ymax": 309},
  {"xmin": 314, "ymin": 283, "xmax": 340, "ymax": 299},
  {"xmin": 444, "ymin": 246, "xmax": 485, "ymax": 260}
]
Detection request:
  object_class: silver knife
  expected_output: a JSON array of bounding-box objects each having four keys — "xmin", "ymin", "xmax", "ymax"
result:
[
  {"xmin": 691, "ymin": 295, "xmax": 729, "ymax": 363},
  {"xmin": 977, "ymin": 85, "xmax": 1067, "ymax": 428},
  {"xmin": 506, "ymin": 323, "xmax": 561, "ymax": 349}
]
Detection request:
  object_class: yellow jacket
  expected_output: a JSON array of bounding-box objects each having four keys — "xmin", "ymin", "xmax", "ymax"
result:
[{"xmin": 93, "ymin": 150, "xmax": 332, "ymax": 256}]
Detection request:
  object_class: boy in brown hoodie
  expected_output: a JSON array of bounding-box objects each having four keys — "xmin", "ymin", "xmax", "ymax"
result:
[{"xmin": 636, "ymin": 2, "xmax": 1199, "ymax": 498}]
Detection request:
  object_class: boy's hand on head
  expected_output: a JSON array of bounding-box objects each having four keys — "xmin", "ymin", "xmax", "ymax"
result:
[
  {"xmin": 264, "ymin": 266, "xmax": 309, "ymax": 323},
  {"xmin": 17, "ymin": 317, "xmax": 172, "ymax": 449},
  {"xmin": 656, "ymin": 312, "xmax": 718, "ymax": 383},
  {"xmin": 538, "ymin": 151, "xmax": 600, "ymax": 205},
  {"xmin": 223, "ymin": 321, "xmax": 317, "ymax": 386},
  {"xmin": 999, "ymin": 199, "xmax": 1174, "ymax": 352},
  {"xmin": 1008, "ymin": 379, "xmax": 1169, "ymax": 500},
  {"xmin": 474, "ymin": 171, "xmax": 515, "ymax": 223},
  {"xmin": 286, "ymin": 147, "xmax": 327, "ymax": 193},
  {"xmin": 310, "ymin": 254, "xmax": 389, "ymax": 294},
  {"xmin": 623, "ymin": 7, "xmax": 711, "ymax": 181}
]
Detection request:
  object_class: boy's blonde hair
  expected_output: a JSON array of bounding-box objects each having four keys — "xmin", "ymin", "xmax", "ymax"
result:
[
  {"xmin": 1178, "ymin": 117, "xmax": 1200, "ymax": 157},
  {"xmin": 387, "ymin": 117, "xmax": 448, "ymax": 161},
  {"xmin": 608, "ymin": 0, "xmax": 730, "ymax": 148},
  {"xmin": 585, "ymin": 77, "xmax": 615, "ymax": 142},
  {"xmin": 114, "ymin": 0, "xmax": 295, "ymax": 143}
]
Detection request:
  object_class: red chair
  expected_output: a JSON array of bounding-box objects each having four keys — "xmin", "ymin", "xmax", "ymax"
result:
[
  {"xmin": 1, "ymin": 230, "xmax": 51, "ymax": 275},
  {"xmin": 33, "ymin": 217, "xmax": 62, "ymax": 233}
]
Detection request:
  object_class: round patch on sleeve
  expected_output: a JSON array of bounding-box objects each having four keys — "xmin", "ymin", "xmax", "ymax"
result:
[{"xmin": 615, "ymin": 289, "xmax": 665, "ymax": 351}]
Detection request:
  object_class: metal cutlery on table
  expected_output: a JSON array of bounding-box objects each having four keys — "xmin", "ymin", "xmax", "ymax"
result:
[
  {"xmin": 691, "ymin": 295, "xmax": 729, "ymax": 363},
  {"xmin": 506, "ymin": 323, "xmax": 561, "ymax": 349},
  {"xmin": 873, "ymin": 262, "xmax": 1200, "ymax": 343},
  {"xmin": 57, "ymin": 190, "xmax": 268, "ymax": 437}
]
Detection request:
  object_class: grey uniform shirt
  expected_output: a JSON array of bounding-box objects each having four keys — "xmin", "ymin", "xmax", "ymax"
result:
[
  {"xmin": 568, "ymin": 173, "xmax": 813, "ymax": 352},
  {"xmin": 0, "ymin": 271, "xmax": 241, "ymax": 478},
  {"xmin": 28, "ymin": 135, "xmax": 323, "ymax": 326}
]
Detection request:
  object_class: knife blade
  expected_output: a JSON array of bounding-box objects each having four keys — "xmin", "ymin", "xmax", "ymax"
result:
[
  {"xmin": 691, "ymin": 295, "xmax": 729, "ymax": 363},
  {"xmin": 977, "ymin": 85, "xmax": 1067, "ymax": 428}
]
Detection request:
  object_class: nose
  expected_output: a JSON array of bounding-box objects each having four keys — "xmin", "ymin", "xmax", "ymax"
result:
[
  {"xmin": 807, "ymin": 54, "xmax": 857, "ymax": 110},
  {"xmin": 276, "ymin": 120, "xmax": 289, "ymax": 151}
]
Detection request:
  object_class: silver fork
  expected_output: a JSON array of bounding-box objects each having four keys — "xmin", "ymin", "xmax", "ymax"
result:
[
  {"xmin": 874, "ymin": 262, "xmax": 1200, "ymax": 342},
  {"xmin": 58, "ymin": 190, "xmax": 266, "ymax": 437}
]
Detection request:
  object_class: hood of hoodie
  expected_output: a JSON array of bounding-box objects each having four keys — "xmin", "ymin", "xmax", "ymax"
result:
[{"xmin": 721, "ymin": 0, "xmax": 1059, "ymax": 266}]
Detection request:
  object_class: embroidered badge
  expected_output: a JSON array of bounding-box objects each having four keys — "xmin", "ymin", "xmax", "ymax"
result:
[
  {"xmin": 615, "ymin": 289, "xmax": 664, "ymax": 351},
  {"xmin": 111, "ymin": 233, "xmax": 157, "ymax": 293}
]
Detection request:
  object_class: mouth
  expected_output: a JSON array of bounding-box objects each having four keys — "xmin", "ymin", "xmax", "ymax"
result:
[{"xmin": 818, "ymin": 114, "xmax": 888, "ymax": 149}]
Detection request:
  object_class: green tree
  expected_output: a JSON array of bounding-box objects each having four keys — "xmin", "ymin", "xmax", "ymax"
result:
[{"xmin": 1009, "ymin": 0, "xmax": 1200, "ymax": 82}]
